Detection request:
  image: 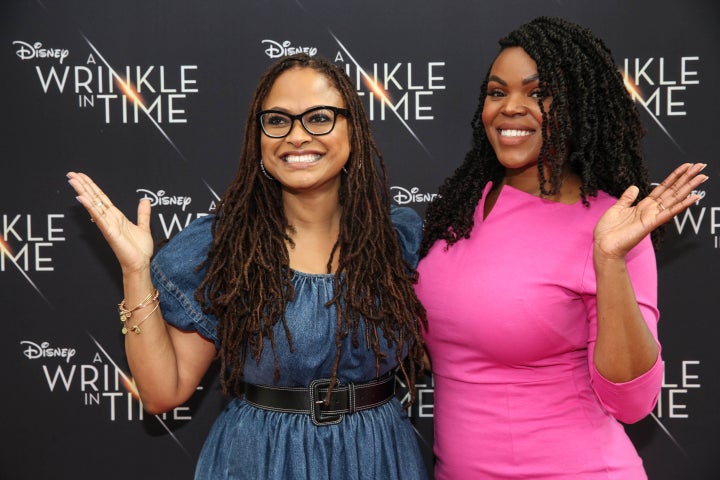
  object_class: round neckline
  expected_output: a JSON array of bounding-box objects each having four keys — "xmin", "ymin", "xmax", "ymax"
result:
[
  {"xmin": 290, "ymin": 268, "xmax": 336, "ymax": 279},
  {"xmin": 497, "ymin": 182, "xmax": 583, "ymax": 206}
]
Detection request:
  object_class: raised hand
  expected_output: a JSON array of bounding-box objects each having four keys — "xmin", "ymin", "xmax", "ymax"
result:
[
  {"xmin": 593, "ymin": 163, "xmax": 709, "ymax": 259},
  {"xmin": 67, "ymin": 172, "xmax": 154, "ymax": 275}
]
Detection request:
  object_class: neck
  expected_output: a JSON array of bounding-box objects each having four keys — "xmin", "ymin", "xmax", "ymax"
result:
[
  {"xmin": 501, "ymin": 166, "xmax": 580, "ymax": 203},
  {"xmin": 282, "ymin": 190, "xmax": 343, "ymax": 274},
  {"xmin": 282, "ymin": 190, "xmax": 342, "ymax": 232}
]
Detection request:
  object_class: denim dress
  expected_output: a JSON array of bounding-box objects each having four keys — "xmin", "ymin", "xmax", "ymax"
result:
[{"xmin": 150, "ymin": 206, "xmax": 428, "ymax": 480}]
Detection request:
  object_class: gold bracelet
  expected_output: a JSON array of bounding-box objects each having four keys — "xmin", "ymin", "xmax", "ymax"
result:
[
  {"xmin": 118, "ymin": 287, "xmax": 159, "ymax": 332},
  {"xmin": 124, "ymin": 301, "xmax": 160, "ymax": 335}
]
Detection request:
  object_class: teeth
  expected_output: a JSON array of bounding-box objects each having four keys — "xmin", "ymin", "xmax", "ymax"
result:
[
  {"xmin": 284, "ymin": 154, "xmax": 321, "ymax": 163},
  {"xmin": 500, "ymin": 129, "xmax": 532, "ymax": 137}
]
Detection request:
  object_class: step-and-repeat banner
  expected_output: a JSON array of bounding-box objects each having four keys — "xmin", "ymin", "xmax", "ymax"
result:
[{"xmin": 2, "ymin": 1, "xmax": 718, "ymax": 478}]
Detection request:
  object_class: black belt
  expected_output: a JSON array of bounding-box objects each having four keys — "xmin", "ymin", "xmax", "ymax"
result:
[{"xmin": 244, "ymin": 371, "xmax": 396, "ymax": 426}]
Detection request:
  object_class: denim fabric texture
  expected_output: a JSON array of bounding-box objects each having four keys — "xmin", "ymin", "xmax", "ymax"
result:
[{"xmin": 150, "ymin": 206, "xmax": 427, "ymax": 479}]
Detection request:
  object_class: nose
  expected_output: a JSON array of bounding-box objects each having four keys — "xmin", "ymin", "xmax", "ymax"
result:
[
  {"xmin": 501, "ymin": 93, "xmax": 530, "ymax": 116},
  {"xmin": 286, "ymin": 118, "xmax": 312, "ymax": 145}
]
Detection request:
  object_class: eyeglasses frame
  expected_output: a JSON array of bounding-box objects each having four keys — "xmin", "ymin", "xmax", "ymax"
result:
[{"xmin": 257, "ymin": 105, "xmax": 351, "ymax": 139}]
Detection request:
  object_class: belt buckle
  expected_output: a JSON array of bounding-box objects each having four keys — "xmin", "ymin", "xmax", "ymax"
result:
[{"xmin": 309, "ymin": 378, "xmax": 344, "ymax": 426}]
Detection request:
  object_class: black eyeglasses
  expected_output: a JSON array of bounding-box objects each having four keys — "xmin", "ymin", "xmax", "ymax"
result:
[{"xmin": 257, "ymin": 105, "xmax": 350, "ymax": 138}]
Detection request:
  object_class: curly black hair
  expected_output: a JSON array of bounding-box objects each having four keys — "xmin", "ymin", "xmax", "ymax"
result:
[
  {"xmin": 195, "ymin": 54, "xmax": 427, "ymax": 402},
  {"xmin": 421, "ymin": 16, "xmax": 659, "ymax": 257}
]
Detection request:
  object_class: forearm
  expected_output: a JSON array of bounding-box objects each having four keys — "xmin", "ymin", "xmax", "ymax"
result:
[
  {"xmin": 121, "ymin": 269, "xmax": 197, "ymax": 413},
  {"xmin": 592, "ymin": 255, "xmax": 659, "ymax": 383}
]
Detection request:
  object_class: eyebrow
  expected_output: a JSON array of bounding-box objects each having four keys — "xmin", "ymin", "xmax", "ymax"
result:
[
  {"xmin": 487, "ymin": 73, "xmax": 540, "ymax": 86},
  {"xmin": 262, "ymin": 105, "xmax": 339, "ymax": 113}
]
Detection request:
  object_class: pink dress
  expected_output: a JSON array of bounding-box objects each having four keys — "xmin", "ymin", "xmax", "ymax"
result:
[{"xmin": 415, "ymin": 183, "xmax": 663, "ymax": 479}]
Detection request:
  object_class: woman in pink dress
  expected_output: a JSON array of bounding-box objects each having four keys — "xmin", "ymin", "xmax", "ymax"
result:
[{"xmin": 415, "ymin": 17, "xmax": 708, "ymax": 479}]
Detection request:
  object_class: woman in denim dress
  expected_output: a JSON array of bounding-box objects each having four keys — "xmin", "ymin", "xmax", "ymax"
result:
[{"xmin": 67, "ymin": 53, "xmax": 428, "ymax": 480}]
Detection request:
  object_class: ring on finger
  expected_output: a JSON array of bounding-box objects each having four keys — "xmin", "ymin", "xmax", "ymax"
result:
[{"xmin": 657, "ymin": 202, "xmax": 666, "ymax": 212}]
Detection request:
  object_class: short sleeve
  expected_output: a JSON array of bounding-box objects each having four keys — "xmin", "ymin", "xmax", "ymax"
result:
[
  {"xmin": 150, "ymin": 215, "xmax": 221, "ymax": 349},
  {"xmin": 391, "ymin": 205, "xmax": 423, "ymax": 268}
]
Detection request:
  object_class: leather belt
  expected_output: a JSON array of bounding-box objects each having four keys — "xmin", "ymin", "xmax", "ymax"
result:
[{"xmin": 244, "ymin": 371, "xmax": 396, "ymax": 426}]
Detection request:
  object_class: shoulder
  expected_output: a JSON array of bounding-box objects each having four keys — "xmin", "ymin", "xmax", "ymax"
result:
[
  {"xmin": 391, "ymin": 205, "xmax": 423, "ymax": 268},
  {"xmin": 152, "ymin": 214, "xmax": 214, "ymax": 279},
  {"xmin": 391, "ymin": 205, "xmax": 422, "ymax": 230}
]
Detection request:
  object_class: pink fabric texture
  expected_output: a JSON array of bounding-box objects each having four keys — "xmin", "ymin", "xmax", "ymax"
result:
[{"xmin": 415, "ymin": 183, "xmax": 662, "ymax": 479}]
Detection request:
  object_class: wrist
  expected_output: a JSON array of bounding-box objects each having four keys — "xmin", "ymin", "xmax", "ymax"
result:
[
  {"xmin": 121, "ymin": 266, "xmax": 155, "ymax": 302},
  {"xmin": 593, "ymin": 246, "xmax": 627, "ymax": 273},
  {"xmin": 122, "ymin": 263, "xmax": 152, "ymax": 280}
]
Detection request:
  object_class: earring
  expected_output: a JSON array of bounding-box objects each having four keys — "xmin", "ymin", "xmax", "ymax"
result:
[
  {"xmin": 342, "ymin": 165, "xmax": 349, "ymax": 175},
  {"xmin": 259, "ymin": 159, "xmax": 274, "ymax": 180}
]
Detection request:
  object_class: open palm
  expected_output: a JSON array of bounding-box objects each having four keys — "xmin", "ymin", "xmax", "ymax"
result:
[
  {"xmin": 67, "ymin": 172, "xmax": 154, "ymax": 275},
  {"xmin": 594, "ymin": 163, "xmax": 708, "ymax": 259}
]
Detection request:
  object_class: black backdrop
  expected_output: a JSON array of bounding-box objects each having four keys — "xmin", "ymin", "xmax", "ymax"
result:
[{"xmin": 2, "ymin": 1, "xmax": 719, "ymax": 478}]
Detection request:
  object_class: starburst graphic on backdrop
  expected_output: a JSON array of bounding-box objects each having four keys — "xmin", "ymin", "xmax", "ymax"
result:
[
  {"xmin": 80, "ymin": 33, "xmax": 222, "ymax": 202},
  {"xmin": 0, "ymin": 237, "xmax": 52, "ymax": 306},
  {"xmin": 89, "ymin": 334, "xmax": 191, "ymax": 457},
  {"xmin": 81, "ymin": 34, "xmax": 185, "ymax": 161},
  {"xmin": 330, "ymin": 32, "xmax": 433, "ymax": 158},
  {"xmin": 650, "ymin": 413, "xmax": 691, "ymax": 460},
  {"xmin": 622, "ymin": 71, "xmax": 685, "ymax": 154}
]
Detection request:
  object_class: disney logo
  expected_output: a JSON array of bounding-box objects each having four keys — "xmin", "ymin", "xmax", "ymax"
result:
[
  {"xmin": 391, "ymin": 186, "xmax": 438, "ymax": 205},
  {"xmin": 691, "ymin": 189, "xmax": 707, "ymax": 204},
  {"xmin": 13, "ymin": 41, "xmax": 69, "ymax": 64},
  {"xmin": 21, "ymin": 341, "xmax": 76, "ymax": 363},
  {"xmin": 261, "ymin": 40, "xmax": 318, "ymax": 59},
  {"xmin": 137, "ymin": 189, "xmax": 192, "ymax": 211}
]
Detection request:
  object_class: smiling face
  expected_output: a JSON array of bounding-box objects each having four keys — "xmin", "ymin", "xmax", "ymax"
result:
[
  {"xmin": 482, "ymin": 47, "xmax": 553, "ymax": 179},
  {"xmin": 260, "ymin": 67, "xmax": 351, "ymax": 195}
]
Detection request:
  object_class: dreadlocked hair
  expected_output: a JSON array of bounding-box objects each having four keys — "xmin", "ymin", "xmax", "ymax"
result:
[
  {"xmin": 420, "ymin": 16, "xmax": 661, "ymax": 258},
  {"xmin": 195, "ymin": 53, "xmax": 427, "ymax": 404}
]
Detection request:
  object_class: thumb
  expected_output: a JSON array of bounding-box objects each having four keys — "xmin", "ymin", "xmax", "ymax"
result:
[
  {"xmin": 616, "ymin": 185, "xmax": 640, "ymax": 208},
  {"xmin": 137, "ymin": 198, "xmax": 152, "ymax": 232}
]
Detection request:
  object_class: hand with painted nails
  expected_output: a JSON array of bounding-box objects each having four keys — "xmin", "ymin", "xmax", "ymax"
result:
[
  {"xmin": 593, "ymin": 163, "xmax": 709, "ymax": 260},
  {"xmin": 67, "ymin": 171, "xmax": 154, "ymax": 275}
]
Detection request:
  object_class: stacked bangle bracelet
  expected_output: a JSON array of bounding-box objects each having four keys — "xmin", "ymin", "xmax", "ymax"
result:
[{"xmin": 118, "ymin": 287, "xmax": 159, "ymax": 335}]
